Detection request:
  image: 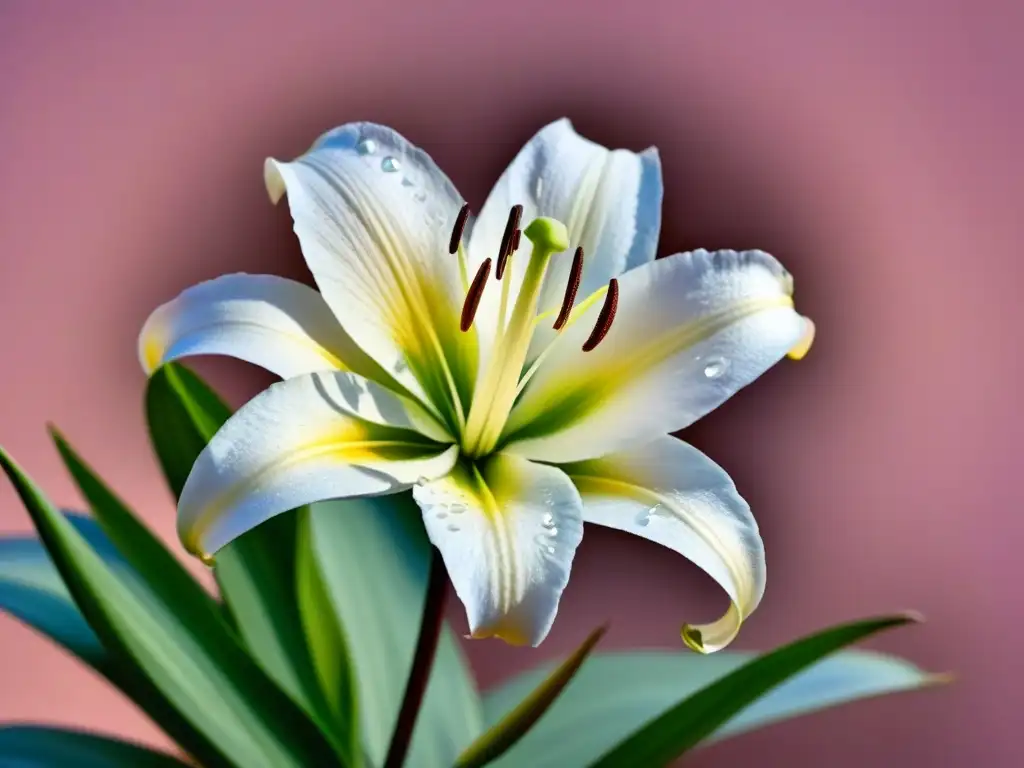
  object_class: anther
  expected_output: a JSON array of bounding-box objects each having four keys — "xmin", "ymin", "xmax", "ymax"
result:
[
  {"xmin": 554, "ymin": 246, "xmax": 584, "ymax": 331},
  {"xmin": 581, "ymin": 278, "xmax": 619, "ymax": 351},
  {"xmin": 497, "ymin": 227, "xmax": 520, "ymax": 281},
  {"xmin": 497, "ymin": 205, "xmax": 523, "ymax": 264},
  {"xmin": 461, "ymin": 258, "xmax": 492, "ymax": 331},
  {"xmin": 449, "ymin": 203, "xmax": 470, "ymax": 254}
]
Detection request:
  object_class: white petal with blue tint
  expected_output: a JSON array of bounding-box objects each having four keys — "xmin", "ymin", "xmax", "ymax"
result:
[
  {"xmin": 178, "ymin": 370, "xmax": 457, "ymax": 560},
  {"xmin": 503, "ymin": 249, "xmax": 810, "ymax": 463},
  {"xmin": 563, "ymin": 436, "xmax": 764, "ymax": 653},
  {"xmin": 413, "ymin": 453, "xmax": 584, "ymax": 647},
  {"xmin": 265, "ymin": 123, "xmax": 478, "ymax": 427},
  {"xmin": 466, "ymin": 118, "xmax": 662, "ymax": 357},
  {"xmin": 138, "ymin": 273, "xmax": 381, "ymax": 379}
]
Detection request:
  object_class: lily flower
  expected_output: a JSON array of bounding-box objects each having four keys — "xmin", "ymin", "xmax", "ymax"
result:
[{"xmin": 139, "ymin": 119, "xmax": 814, "ymax": 652}]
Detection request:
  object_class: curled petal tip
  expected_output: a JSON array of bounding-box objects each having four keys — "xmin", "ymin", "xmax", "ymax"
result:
[
  {"xmin": 786, "ymin": 317, "xmax": 815, "ymax": 361},
  {"xmin": 263, "ymin": 158, "xmax": 286, "ymax": 204},
  {"xmin": 681, "ymin": 625, "xmax": 708, "ymax": 654},
  {"xmin": 899, "ymin": 609, "xmax": 926, "ymax": 624}
]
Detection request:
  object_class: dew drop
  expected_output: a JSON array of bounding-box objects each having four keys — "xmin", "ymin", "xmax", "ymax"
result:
[
  {"xmin": 534, "ymin": 176, "xmax": 544, "ymax": 198},
  {"xmin": 356, "ymin": 138, "xmax": 377, "ymax": 156},
  {"xmin": 546, "ymin": 546, "xmax": 556, "ymax": 554},
  {"xmin": 449, "ymin": 504, "xmax": 466, "ymax": 515},
  {"xmin": 546, "ymin": 527, "xmax": 558, "ymax": 537},
  {"xmin": 634, "ymin": 509, "xmax": 652, "ymax": 527},
  {"xmin": 401, "ymin": 177, "xmax": 415, "ymax": 187},
  {"xmin": 541, "ymin": 513, "xmax": 556, "ymax": 529},
  {"xmin": 436, "ymin": 511, "xmax": 448, "ymax": 520},
  {"xmin": 447, "ymin": 523, "xmax": 461, "ymax": 533},
  {"xmin": 703, "ymin": 357, "xmax": 730, "ymax": 379},
  {"xmin": 413, "ymin": 190, "xmax": 428, "ymax": 202},
  {"xmin": 381, "ymin": 156, "xmax": 401, "ymax": 172}
]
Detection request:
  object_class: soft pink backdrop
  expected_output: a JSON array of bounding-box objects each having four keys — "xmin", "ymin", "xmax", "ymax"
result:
[{"xmin": 1, "ymin": 1, "xmax": 1021, "ymax": 765}]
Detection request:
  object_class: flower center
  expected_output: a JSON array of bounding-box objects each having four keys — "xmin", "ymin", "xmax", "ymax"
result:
[{"xmin": 450, "ymin": 205, "xmax": 620, "ymax": 458}]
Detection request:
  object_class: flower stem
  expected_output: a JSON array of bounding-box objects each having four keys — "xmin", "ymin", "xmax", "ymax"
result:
[{"xmin": 383, "ymin": 547, "xmax": 449, "ymax": 768}]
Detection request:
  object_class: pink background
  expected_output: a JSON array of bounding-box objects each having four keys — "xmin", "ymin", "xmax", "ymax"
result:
[{"xmin": 1, "ymin": 1, "xmax": 1021, "ymax": 765}]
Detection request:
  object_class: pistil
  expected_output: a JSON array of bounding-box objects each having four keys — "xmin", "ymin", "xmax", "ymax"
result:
[{"xmin": 461, "ymin": 216, "xmax": 569, "ymax": 457}]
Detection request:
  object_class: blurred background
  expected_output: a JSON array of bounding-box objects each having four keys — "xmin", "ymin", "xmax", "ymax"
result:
[{"xmin": 1, "ymin": 0, "xmax": 1021, "ymax": 765}]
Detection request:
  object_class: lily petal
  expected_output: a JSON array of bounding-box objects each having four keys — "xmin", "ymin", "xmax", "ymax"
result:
[
  {"xmin": 178, "ymin": 370, "xmax": 457, "ymax": 560},
  {"xmin": 503, "ymin": 250, "xmax": 811, "ymax": 463},
  {"xmin": 412, "ymin": 453, "xmax": 584, "ymax": 647},
  {"xmin": 563, "ymin": 436, "xmax": 764, "ymax": 653},
  {"xmin": 139, "ymin": 273, "xmax": 385, "ymax": 380},
  {"xmin": 265, "ymin": 123, "xmax": 477, "ymax": 430},
  {"xmin": 467, "ymin": 118, "xmax": 662, "ymax": 356}
]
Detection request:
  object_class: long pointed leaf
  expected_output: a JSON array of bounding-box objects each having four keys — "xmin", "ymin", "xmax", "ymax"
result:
[
  {"xmin": 589, "ymin": 613, "xmax": 930, "ymax": 767},
  {"xmin": 309, "ymin": 497, "xmax": 485, "ymax": 767},
  {"xmin": 144, "ymin": 363, "xmax": 349, "ymax": 754},
  {"xmin": 296, "ymin": 508, "xmax": 360, "ymax": 763},
  {"xmin": 0, "ymin": 446, "xmax": 345, "ymax": 768},
  {"xmin": 0, "ymin": 725, "xmax": 192, "ymax": 767},
  {"xmin": 0, "ymin": 513, "xmax": 121, "ymax": 675},
  {"xmin": 50, "ymin": 429, "xmax": 223, "ymax": 627},
  {"xmin": 483, "ymin": 647, "xmax": 943, "ymax": 767},
  {"xmin": 455, "ymin": 625, "xmax": 606, "ymax": 768}
]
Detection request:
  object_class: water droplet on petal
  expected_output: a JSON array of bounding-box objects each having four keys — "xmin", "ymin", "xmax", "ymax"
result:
[
  {"xmin": 381, "ymin": 156, "xmax": 401, "ymax": 172},
  {"xmin": 413, "ymin": 190, "xmax": 427, "ymax": 202},
  {"xmin": 634, "ymin": 509, "xmax": 652, "ymax": 527},
  {"xmin": 703, "ymin": 357, "xmax": 730, "ymax": 379},
  {"xmin": 401, "ymin": 177, "xmax": 415, "ymax": 187},
  {"xmin": 356, "ymin": 138, "xmax": 377, "ymax": 155},
  {"xmin": 449, "ymin": 504, "xmax": 466, "ymax": 515},
  {"xmin": 541, "ymin": 513, "xmax": 556, "ymax": 529},
  {"xmin": 546, "ymin": 527, "xmax": 558, "ymax": 537},
  {"xmin": 436, "ymin": 511, "xmax": 448, "ymax": 520},
  {"xmin": 447, "ymin": 523, "xmax": 461, "ymax": 533},
  {"xmin": 534, "ymin": 176, "xmax": 544, "ymax": 198},
  {"xmin": 546, "ymin": 545, "xmax": 556, "ymax": 554}
]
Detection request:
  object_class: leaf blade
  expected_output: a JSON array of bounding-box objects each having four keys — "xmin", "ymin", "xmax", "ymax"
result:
[
  {"xmin": 455, "ymin": 625, "xmax": 606, "ymax": 768},
  {"xmin": 589, "ymin": 613, "xmax": 927, "ymax": 767},
  {"xmin": 482, "ymin": 646, "xmax": 942, "ymax": 767},
  {"xmin": 0, "ymin": 725, "xmax": 193, "ymax": 767},
  {"xmin": 144, "ymin": 362, "xmax": 351, "ymax": 757},
  {"xmin": 308, "ymin": 497, "xmax": 485, "ymax": 767},
  {"xmin": 0, "ymin": 446, "xmax": 345, "ymax": 768}
]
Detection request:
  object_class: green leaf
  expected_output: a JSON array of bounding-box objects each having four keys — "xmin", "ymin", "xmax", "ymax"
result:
[
  {"xmin": 0, "ymin": 725, "xmax": 192, "ymax": 766},
  {"xmin": 144, "ymin": 363, "xmax": 350, "ymax": 752},
  {"xmin": 50, "ymin": 428, "xmax": 224, "ymax": 628},
  {"xmin": 0, "ymin": 513, "xmax": 120, "ymax": 676},
  {"xmin": 0, "ymin": 446, "xmax": 346, "ymax": 768},
  {"xmin": 308, "ymin": 497, "xmax": 485, "ymax": 767},
  {"xmin": 296, "ymin": 508, "xmax": 360, "ymax": 763},
  {"xmin": 145, "ymin": 362, "xmax": 233, "ymax": 499},
  {"xmin": 455, "ymin": 625, "xmax": 607, "ymax": 768},
  {"xmin": 484, "ymin": 647, "xmax": 943, "ymax": 767},
  {"xmin": 482, "ymin": 614, "xmax": 938, "ymax": 768}
]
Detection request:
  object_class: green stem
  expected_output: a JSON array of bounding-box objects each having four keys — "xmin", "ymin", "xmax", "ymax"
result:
[{"xmin": 383, "ymin": 547, "xmax": 448, "ymax": 768}]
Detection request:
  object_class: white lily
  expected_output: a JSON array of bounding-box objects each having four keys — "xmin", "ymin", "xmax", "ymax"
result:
[{"xmin": 139, "ymin": 119, "xmax": 814, "ymax": 652}]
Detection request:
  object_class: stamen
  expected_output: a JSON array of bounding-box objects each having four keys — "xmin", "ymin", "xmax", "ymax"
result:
[
  {"xmin": 553, "ymin": 246, "xmax": 584, "ymax": 330},
  {"xmin": 449, "ymin": 203, "xmax": 470, "ymax": 254},
  {"xmin": 461, "ymin": 258, "xmax": 492, "ymax": 332},
  {"xmin": 582, "ymin": 278, "xmax": 619, "ymax": 351},
  {"xmin": 497, "ymin": 227, "xmax": 520, "ymax": 281},
  {"xmin": 497, "ymin": 205, "xmax": 523, "ymax": 270}
]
